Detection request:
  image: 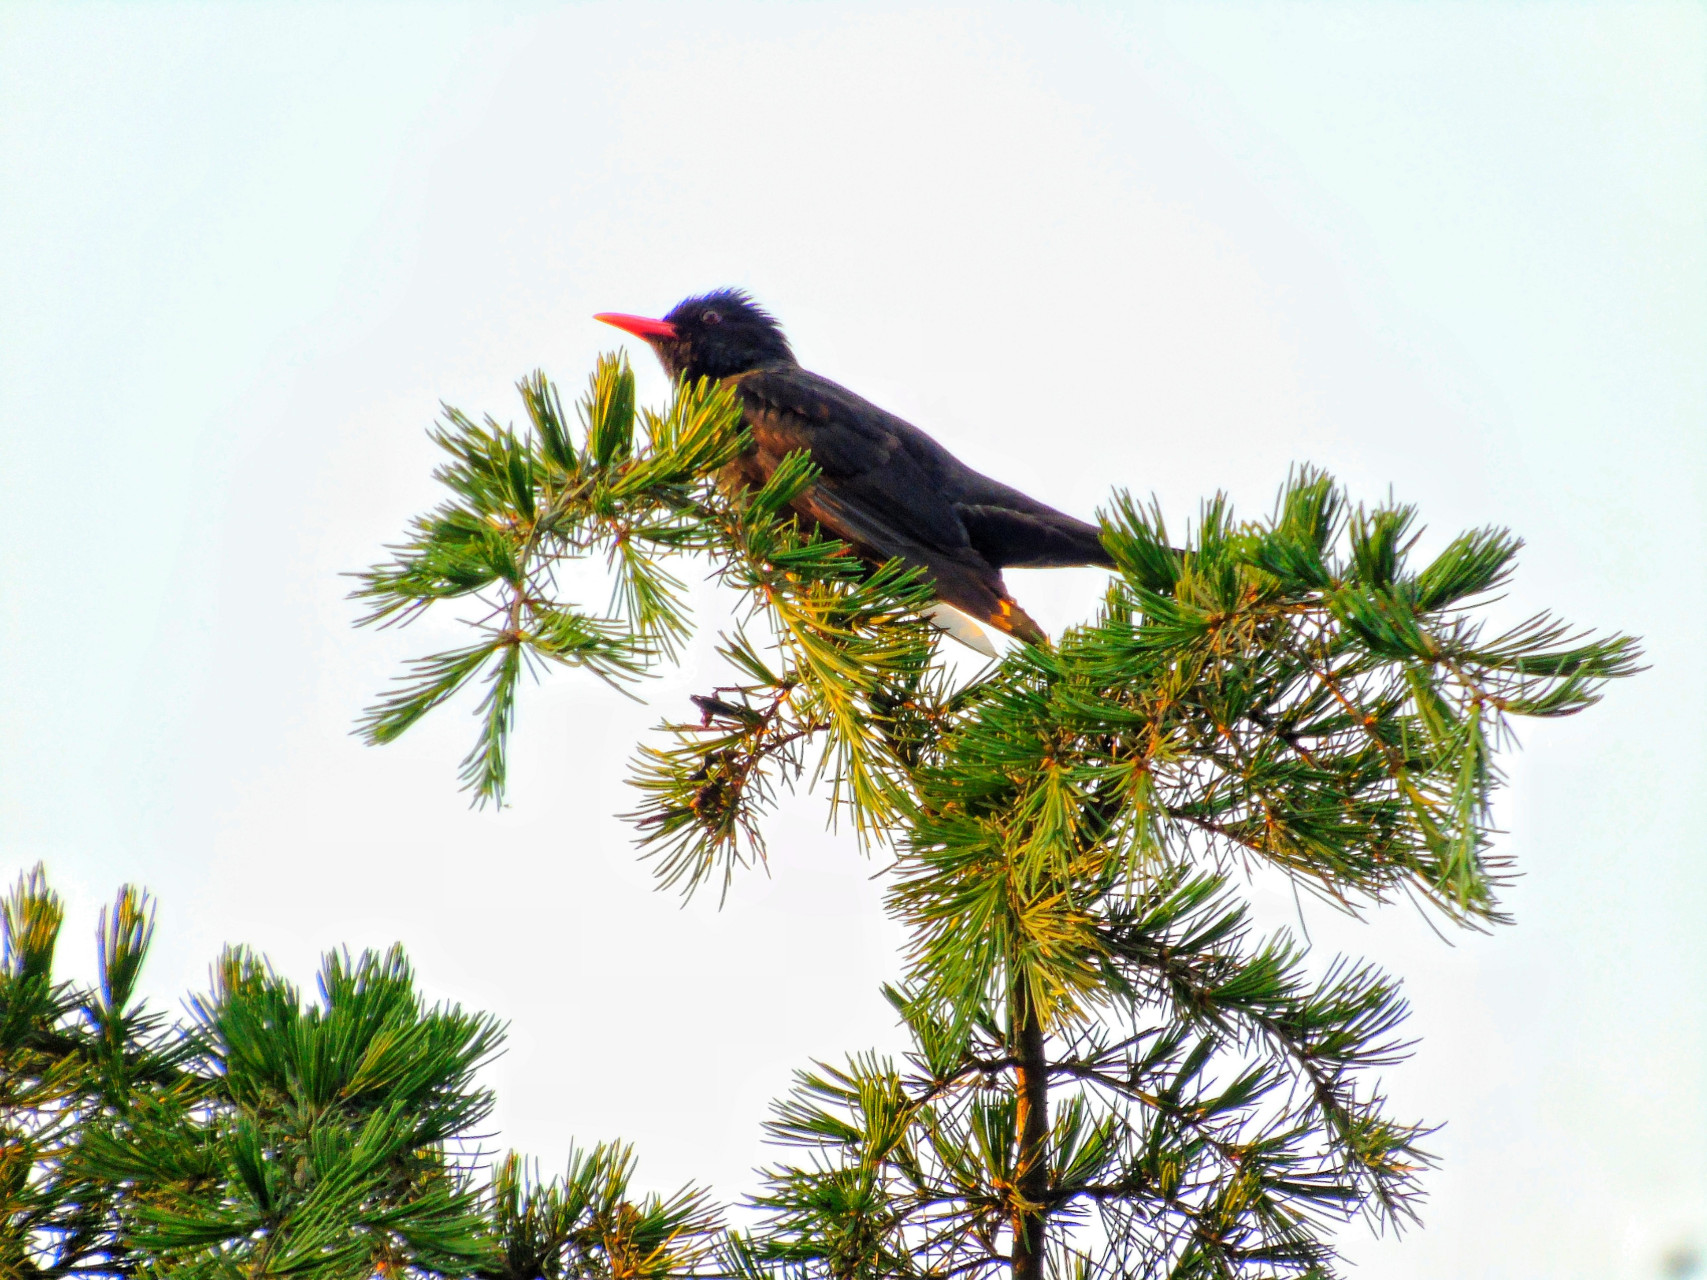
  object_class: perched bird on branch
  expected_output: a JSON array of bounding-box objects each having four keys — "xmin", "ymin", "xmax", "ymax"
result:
[{"xmin": 595, "ymin": 290, "xmax": 1113, "ymax": 646}]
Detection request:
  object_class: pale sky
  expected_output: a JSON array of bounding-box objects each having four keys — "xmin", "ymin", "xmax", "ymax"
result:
[{"xmin": 1, "ymin": 4, "xmax": 1703, "ymax": 1277}]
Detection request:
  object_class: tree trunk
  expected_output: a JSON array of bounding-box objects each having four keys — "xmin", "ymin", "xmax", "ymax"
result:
[{"xmin": 1011, "ymin": 978, "xmax": 1049, "ymax": 1280}]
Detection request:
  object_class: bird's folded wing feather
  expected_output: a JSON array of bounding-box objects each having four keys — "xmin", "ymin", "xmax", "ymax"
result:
[
  {"xmin": 733, "ymin": 367, "xmax": 1071, "ymax": 642},
  {"xmin": 737, "ymin": 368, "xmax": 1111, "ymax": 571},
  {"xmin": 734, "ymin": 368, "xmax": 974, "ymax": 557},
  {"xmin": 795, "ymin": 474, "xmax": 1032, "ymax": 637}
]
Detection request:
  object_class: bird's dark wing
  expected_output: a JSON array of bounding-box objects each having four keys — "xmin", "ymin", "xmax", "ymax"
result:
[
  {"xmin": 734, "ymin": 366, "xmax": 1112, "ymax": 563},
  {"xmin": 731, "ymin": 366, "xmax": 1048, "ymax": 641},
  {"xmin": 733, "ymin": 366, "xmax": 974, "ymax": 557},
  {"xmin": 792, "ymin": 479, "xmax": 1043, "ymax": 640}
]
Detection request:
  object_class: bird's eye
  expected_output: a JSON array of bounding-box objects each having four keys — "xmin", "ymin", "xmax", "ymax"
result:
[{"xmin": 702, "ymin": 309, "xmax": 722, "ymax": 325}]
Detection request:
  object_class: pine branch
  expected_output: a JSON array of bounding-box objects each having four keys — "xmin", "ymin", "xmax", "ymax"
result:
[{"xmin": 347, "ymin": 363, "xmax": 1640, "ymax": 1278}]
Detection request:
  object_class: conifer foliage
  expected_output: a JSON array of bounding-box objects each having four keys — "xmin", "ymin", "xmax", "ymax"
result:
[
  {"xmin": 2, "ymin": 358, "xmax": 1636, "ymax": 1278},
  {"xmin": 0, "ymin": 868, "xmax": 720, "ymax": 1278}
]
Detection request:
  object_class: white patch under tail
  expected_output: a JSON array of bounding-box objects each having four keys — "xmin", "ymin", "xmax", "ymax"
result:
[{"xmin": 924, "ymin": 603, "xmax": 1001, "ymax": 658}]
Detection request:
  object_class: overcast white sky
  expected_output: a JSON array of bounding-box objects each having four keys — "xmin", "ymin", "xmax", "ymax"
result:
[{"xmin": 2, "ymin": 4, "xmax": 1703, "ymax": 1276}]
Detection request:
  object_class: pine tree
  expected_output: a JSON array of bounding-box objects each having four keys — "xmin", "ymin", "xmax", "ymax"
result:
[
  {"xmin": 347, "ymin": 356, "xmax": 1636, "ymax": 1278},
  {"xmin": 0, "ymin": 866, "xmax": 723, "ymax": 1278},
  {"xmin": 1, "ymin": 356, "xmax": 1636, "ymax": 1278}
]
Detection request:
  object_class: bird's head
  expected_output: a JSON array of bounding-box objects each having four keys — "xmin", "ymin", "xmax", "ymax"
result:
[{"xmin": 594, "ymin": 289, "xmax": 795, "ymax": 382}]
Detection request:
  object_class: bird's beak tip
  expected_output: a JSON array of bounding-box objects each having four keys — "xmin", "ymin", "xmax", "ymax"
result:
[{"xmin": 594, "ymin": 312, "xmax": 678, "ymax": 340}]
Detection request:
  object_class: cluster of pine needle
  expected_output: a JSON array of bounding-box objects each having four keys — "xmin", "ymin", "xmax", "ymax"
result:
[
  {"xmin": 2, "ymin": 357, "xmax": 1637, "ymax": 1279},
  {"xmin": 1, "ymin": 867, "xmax": 720, "ymax": 1279}
]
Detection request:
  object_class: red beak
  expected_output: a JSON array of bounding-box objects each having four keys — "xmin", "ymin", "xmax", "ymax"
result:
[{"xmin": 594, "ymin": 312, "xmax": 678, "ymax": 340}]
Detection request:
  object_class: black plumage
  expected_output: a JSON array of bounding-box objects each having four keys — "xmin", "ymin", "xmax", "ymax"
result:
[{"xmin": 595, "ymin": 290, "xmax": 1113, "ymax": 644}]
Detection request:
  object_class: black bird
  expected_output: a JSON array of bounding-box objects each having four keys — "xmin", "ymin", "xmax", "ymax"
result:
[{"xmin": 595, "ymin": 290, "xmax": 1114, "ymax": 645}]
